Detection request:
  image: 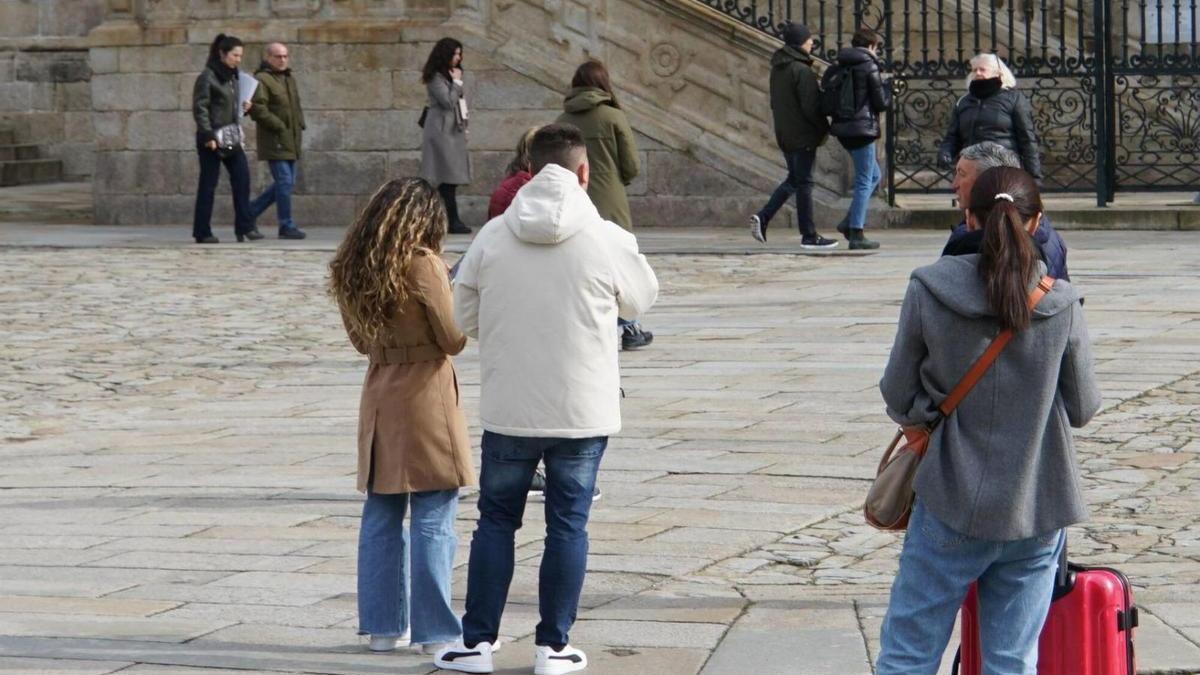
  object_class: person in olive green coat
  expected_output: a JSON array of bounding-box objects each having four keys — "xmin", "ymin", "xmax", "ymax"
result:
[
  {"xmin": 556, "ymin": 60, "xmax": 640, "ymax": 231},
  {"xmin": 248, "ymin": 42, "xmax": 306, "ymax": 239}
]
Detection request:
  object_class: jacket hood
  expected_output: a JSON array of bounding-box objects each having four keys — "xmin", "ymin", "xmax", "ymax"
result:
[
  {"xmin": 772, "ymin": 45, "xmax": 813, "ymax": 68},
  {"xmin": 503, "ymin": 163, "xmax": 600, "ymax": 245},
  {"xmin": 912, "ymin": 254, "xmax": 1080, "ymax": 320},
  {"xmin": 563, "ymin": 87, "xmax": 612, "ymax": 113},
  {"xmin": 836, "ymin": 46, "xmax": 876, "ymax": 66},
  {"xmin": 255, "ymin": 61, "xmax": 291, "ymax": 76}
]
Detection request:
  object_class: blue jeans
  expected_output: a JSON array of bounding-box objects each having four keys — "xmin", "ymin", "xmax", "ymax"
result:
[
  {"xmin": 847, "ymin": 143, "xmax": 882, "ymax": 229},
  {"xmin": 876, "ymin": 500, "xmax": 1064, "ymax": 675},
  {"xmin": 756, "ymin": 148, "xmax": 817, "ymax": 236},
  {"xmin": 249, "ymin": 159, "xmax": 296, "ymax": 231},
  {"xmin": 462, "ymin": 431, "xmax": 607, "ymax": 648},
  {"xmin": 357, "ymin": 488, "xmax": 461, "ymax": 644}
]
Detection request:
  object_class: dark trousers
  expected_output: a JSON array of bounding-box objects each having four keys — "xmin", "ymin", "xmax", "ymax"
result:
[
  {"xmin": 437, "ymin": 183, "xmax": 462, "ymax": 227},
  {"xmin": 756, "ymin": 148, "xmax": 817, "ymax": 236},
  {"xmin": 193, "ymin": 147, "xmax": 253, "ymax": 240}
]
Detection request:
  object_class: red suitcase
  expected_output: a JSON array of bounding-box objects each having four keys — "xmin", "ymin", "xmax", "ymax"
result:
[{"xmin": 953, "ymin": 548, "xmax": 1138, "ymax": 674}]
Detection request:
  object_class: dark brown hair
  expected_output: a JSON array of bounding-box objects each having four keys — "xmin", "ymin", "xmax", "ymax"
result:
[
  {"xmin": 570, "ymin": 60, "xmax": 620, "ymax": 109},
  {"xmin": 529, "ymin": 123, "xmax": 587, "ymax": 174},
  {"xmin": 421, "ymin": 37, "xmax": 463, "ymax": 84},
  {"xmin": 851, "ymin": 27, "xmax": 883, "ymax": 49},
  {"xmin": 967, "ymin": 166, "xmax": 1043, "ymax": 331}
]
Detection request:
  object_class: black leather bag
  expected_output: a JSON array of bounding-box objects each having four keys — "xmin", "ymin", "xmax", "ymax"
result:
[{"xmin": 417, "ymin": 106, "xmax": 428, "ymax": 128}]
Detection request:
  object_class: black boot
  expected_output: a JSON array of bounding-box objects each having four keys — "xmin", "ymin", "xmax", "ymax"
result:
[{"xmin": 848, "ymin": 228, "xmax": 880, "ymax": 250}]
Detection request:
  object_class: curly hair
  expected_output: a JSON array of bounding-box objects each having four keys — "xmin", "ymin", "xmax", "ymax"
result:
[
  {"xmin": 421, "ymin": 37, "xmax": 463, "ymax": 84},
  {"xmin": 328, "ymin": 178, "xmax": 448, "ymax": 346}
]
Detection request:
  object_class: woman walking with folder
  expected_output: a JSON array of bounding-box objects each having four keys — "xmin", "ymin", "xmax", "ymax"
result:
[
  {"xmin": 329, "ymin": 177, "xmax": 474, "ymax": 655},
  {"xmin": 874, "ymin": 166, "xmax": 1100, "ymax": 673}
]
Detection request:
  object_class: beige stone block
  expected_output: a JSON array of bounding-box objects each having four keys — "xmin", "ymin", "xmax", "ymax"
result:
[
  {"xmin": 95, "ymin": 150, "xmax": 182, "ymax": 193},
  {"xmin": 89, "ymin": 47, "xmax": 119, "ymax": 75},
  {"xmin": 648, "ymin": 151, "xmax": 757, "ymax": 197},
  {"xmin": 38, "ymin": 0, "xmax": 106, "ymax": 38},
  {"xmin": 125, "ymin": 111, "xmax": 196, "ymax": 150},
  {"xmin": 92, "ymin": 111, "xmax": 128, "ymax": 150},
  {"xmin": 465, "ymin": 109, "xmax": 559, "ymax": 151},
  {"xmin": 93, "ymin": 73, "xmax": 179, "ymax": 111},
  {"xmin": 0, "ymin": 2, "xmax": 38, "ymax": 38},
  {"xmin": 297, "ymin": 151, "xmax": 387, "ymax": 195},
  {"xmin": 296, "ymin": 21, "xmax": 404, "ymax": 44},
  {"xmin": 58, "ymin": 81, "xmax": 92, "ymax": 111},
  {"xmin": 94, "ymin": 194, "xmax": 147, "ymax": 225},
  {"xmin": 392, "ymin": 71, "xmax": 430, "ymax": 109},
  {"xmin": 120, "ymin": 45, "xmax": 208, "ymax": 74},
  {"xmin": 304, "ymin": 70, "xmax": 392, "ymax": 110},
  {"xmin": 0, "ymin": 83, "xmax": 32, "ymax": 111},
  {"xmin": 470, "ymin": 69, "xmax": 562, "ymax": 110}
]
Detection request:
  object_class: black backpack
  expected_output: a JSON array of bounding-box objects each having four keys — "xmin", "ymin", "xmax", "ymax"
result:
[{"xmin": 820, "ymin": 65, "xmax": 857, "ymax": 120}]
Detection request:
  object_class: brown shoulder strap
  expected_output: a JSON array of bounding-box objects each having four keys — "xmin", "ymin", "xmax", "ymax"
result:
[{"xmin": 937, "ymin": 275, "xmax": 1054, "ymax": 417}]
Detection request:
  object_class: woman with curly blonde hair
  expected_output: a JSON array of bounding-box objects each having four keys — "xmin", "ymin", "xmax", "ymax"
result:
[{"xmin": 329, "ymin": 177, "xmax": 474, "ymax": 655}]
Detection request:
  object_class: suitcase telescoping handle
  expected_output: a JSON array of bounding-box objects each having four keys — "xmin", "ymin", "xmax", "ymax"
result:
[{"xmin": 1051, "ymin": 533, "xmax": 1074, "ymax": 600}]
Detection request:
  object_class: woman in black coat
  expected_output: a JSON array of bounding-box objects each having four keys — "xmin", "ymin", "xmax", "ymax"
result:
[
  {"xmin": 191, "ymin": 33, "xmax": 261, "ymax": 244},
  {"xmin": 937, "ymin": 54, "xmax": 1042, "ymax": 181}
]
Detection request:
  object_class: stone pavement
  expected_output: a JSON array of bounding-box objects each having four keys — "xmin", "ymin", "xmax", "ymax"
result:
[{"xmin": 1, "ymin": 225, "xmax": 1199, "ymax": 674}]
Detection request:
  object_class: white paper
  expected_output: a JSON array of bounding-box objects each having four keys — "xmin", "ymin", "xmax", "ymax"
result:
[{"xmin": 237, "ymin": 71, "xmax": 258, "ymax": 118}]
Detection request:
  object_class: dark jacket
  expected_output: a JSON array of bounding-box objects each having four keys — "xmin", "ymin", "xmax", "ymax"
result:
[
  {"xmin": 192, "ymin": 60, "xmax": 240, "ymax": 148},
  {"xmin": 938, "ymin": 80, "xmax": 1042, "ymax": 179},
  {"xmin": 769, "ymin": 46, "xmax": 829, "ymax": 152},
  {"xmin": 830, "ymin": 47, "xmax": 891, "ymax": 145},
  {"xmin": 249, "ymin": 63, "xmax": 305, "ymax": 161},
  {"xmin": 556, "ymin": 87, "xmax": 640, "ymax": 230},
  {"xmin": 943, "ymin": 215, "xmax": 1070, "ymax": 281},
  {"xmin": 881, "ymin": 255, "xmax": 1100, "ymax": 540}
]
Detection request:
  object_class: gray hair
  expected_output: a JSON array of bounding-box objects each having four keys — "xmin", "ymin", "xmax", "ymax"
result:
[
  {"xmin": 966, "ymin": 53, "xmax": 1017, "ymax": 90},
  {"xmin": 959, "ymin": 142, "xmax": 1021, "ymax": 172}
]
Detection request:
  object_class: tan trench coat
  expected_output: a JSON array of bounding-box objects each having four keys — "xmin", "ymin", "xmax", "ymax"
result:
[{"xmin": 342, "ymin": 252, "xmax": 475, "ymax": 494}]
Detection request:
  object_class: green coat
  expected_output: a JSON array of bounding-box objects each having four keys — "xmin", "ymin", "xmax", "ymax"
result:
[
  {"xmin": 557, "ymin": 87, "xmax": 640, "ymax": 230},
  {"xmin": 249, "ymin": 64, "xmax": 305, "ymax": 161},
  {"xmin": 769, "ymin": 46, "xmax": 829, "ymax": 152}
]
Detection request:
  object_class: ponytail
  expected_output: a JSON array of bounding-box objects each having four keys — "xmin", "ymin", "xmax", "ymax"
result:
[
  {"xmin": 208, "ymin": 33, "xmax": 243, "ymax": 64},
  {"xmin": 967, "ymin": 167, "xmax": 1043, "ymax": 331}
]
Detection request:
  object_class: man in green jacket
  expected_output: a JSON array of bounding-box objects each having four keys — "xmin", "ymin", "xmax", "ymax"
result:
[
  {"xmin": 249, "ymin": 42, "xmax": 306, "ymax": 239},
  {"xmin": 750, "ymin": 23, "xmax": 837, "ymax": 249}
]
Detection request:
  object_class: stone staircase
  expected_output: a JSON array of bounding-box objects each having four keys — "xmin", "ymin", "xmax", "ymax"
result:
[{"xmin": 0, "ymin": 128, "xmax": 65, "ymax": 187}]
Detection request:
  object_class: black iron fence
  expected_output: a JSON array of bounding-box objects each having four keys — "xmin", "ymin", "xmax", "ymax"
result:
[{"xmin": 698, "ymin": 0, "xmax": 1200, "ymax": 204}]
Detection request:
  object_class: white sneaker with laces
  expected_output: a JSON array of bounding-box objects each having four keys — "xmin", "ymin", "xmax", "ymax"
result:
[
  {"xmin": 434, "ymin": 638, "xmax": 494, "ymax": 673},
  {"xmin": 534, "ymin": 644, "xmax": 588, "ymax": 675},
  {"xmin": 750, "ymin": 214, "xmax": 766, "ymax": 243}
]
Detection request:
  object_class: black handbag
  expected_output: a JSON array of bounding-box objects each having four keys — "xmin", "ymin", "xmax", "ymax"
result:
[{"xmin": 417, "ymin": 106, "xmax": 428, "ymax": 128}]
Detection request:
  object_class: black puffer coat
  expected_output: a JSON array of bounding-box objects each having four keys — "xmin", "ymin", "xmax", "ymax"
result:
[
  {"xmin": 829, "ymin": 47, "xmax": 891, "ymax": 144},
  {"xmin": 191, "ymin": 59, "xmax": 240, "ymax": 149},
  {"xmin": 938, "ymin": 79, "xmax": 1042, "ymax": 179}
]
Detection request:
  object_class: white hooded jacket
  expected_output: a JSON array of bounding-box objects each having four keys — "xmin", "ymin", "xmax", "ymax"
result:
[{"xmin": 453, "ymin": 163, "xmax": 659, "ymax": 438}]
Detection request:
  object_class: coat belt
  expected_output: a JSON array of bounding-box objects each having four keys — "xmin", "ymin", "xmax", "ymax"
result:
[{"xmin": 368, "ymin": 344, "xmax": 445, "ymax": 365}]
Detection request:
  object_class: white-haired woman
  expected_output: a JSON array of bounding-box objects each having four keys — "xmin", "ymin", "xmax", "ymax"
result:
[{"xmin": 937, "ymin": 54, "xmax": 1041, "ymax": 180}]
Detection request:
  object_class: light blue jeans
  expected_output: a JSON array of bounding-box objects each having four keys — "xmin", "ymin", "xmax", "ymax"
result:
[
  {"xmin": 847, "ymin": 143, "xmax": 882, "ymax": 229},
  {"xmin": 357, "ymin": 488, "xmax": 461, "ymax": 644},
  {"xmin": 876, "ymin": 500, "xmax": 1064, "ymax": 675},
  {"xmin": 249, "ymin": 159, "xmax": 296, "ymax": 232}
]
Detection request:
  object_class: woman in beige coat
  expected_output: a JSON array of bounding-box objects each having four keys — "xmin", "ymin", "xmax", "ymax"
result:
[{"xmin": 329, "ymin": 177, "xmax": 474, "ymax": 655}]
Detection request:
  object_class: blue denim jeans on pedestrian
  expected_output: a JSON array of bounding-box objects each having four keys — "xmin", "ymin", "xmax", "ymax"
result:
[
  {"xmin": 249, "ymin": 159, "xmax": 296, "ymax": 232},
  {"xmin": 756, "ymin": 148, "xmax": 817, "ymax": 236},
  {"xmin": 357, "ymin": 488, "xmax": 461, "ymax": 644},
  {"xmin": 876, "ymin": 500, "xmax": 1065, "ymax": 675},
  {"xmin": 847, "ymin": 142, "xmax": 882, "ymax": 229},
  {"xmin": 462, "ymin": 431, "xmax": 607, "ymax": 648}
]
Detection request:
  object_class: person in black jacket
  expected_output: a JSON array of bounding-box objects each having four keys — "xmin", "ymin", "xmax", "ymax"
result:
[
  {"xmin": 937, "ymin": 54, "xmax": 1041, "ymax": 181},
  {"xmin": 829, "ymin": 28, "xmax": 891, "ymax": 250},
  {"xmin": 749, "ymin": 22, "xmax": 837, "ymax": 249},
  {"xmin": 191, "ymin": 33, "xmax": 260, "ymax": 244}
]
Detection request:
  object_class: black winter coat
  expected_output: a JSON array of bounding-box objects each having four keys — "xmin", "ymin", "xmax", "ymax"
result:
[
  {"xmin": 830, "ymin": 47, "xmax": 891, "ymax": 144},
  {"xmin": 768, "ymin": 46, "xmax": 829, "ymax": 152},
  {"xmin": 938, "ymin": 80, "xmax": 1042, "ymax": 179},
  {"xmin": 192, "ymin": 61, "xmax": 240, "ymax": 149}
]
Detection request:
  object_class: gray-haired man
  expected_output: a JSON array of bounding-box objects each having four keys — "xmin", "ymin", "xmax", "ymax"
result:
[{"xmin": 941, "ymin": 141, "xmax": 1069, "ymax": 279}]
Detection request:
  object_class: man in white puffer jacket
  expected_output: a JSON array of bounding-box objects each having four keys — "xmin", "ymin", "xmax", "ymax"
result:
[{"xmin": 436, "ymin": 124, "xmax": 658, "ymax": 675}]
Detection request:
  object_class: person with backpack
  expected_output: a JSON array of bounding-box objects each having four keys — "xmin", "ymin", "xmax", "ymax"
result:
[
  {"xmin": 874, "ymin": 166, "xmax": 1100, "ymax": 672},
  {"xmin": 825, "ymin": 27, "xmax": 891, "ymax": 250},
  {"xmin": 749, "ymin": 22, "xmax": 837, "ymax": 248}
]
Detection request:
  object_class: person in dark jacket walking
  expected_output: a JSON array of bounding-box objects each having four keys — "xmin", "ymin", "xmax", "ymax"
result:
[
  {"xmin": 876, "ymin": 166, "xmax": 1099, "ymax": 672},
  {"xmin": 829, "ymin": 28, "xmax": 891, "ymax": 250},
  {"xmin": 420, "ymin": 38, "xmax": 472, "ymax": 235},
  {"xmin": 248, "ymin": 42, "xmax": 306, "ymax": 240},
  {"xmin": 937, "ymin": 54, "xmax": 1042, "ymax": 180},
  {"xmin": 191, "ymin": 34, "xmax": 260, "ymax": 244},
  {"xmin": 750, "ymin": 23, "xmax": 837, "ymax": 248},
  {"xmin": 942, "ymin": 142, "xmax": 1069, "ymax": 280}
]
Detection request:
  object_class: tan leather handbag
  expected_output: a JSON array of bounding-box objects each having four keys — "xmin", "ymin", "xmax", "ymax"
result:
[{"xmin": 865, "ymin": 275, "xmax": 1054, "ymax": 531}]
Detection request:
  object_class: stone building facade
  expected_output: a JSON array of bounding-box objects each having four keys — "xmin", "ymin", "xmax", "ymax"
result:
[{"xmin": 3, "ymin": 0, "xmax": 859, "ymax": 228}]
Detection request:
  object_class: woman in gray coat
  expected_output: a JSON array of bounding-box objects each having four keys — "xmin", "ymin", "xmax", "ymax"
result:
[
  {"xmin": 420, "ymin": 38, "xmax": 471, "ymax": 234},
  {"xmin": 874, "ymin": 167, "xmax": 1100, "ymax": 673}
]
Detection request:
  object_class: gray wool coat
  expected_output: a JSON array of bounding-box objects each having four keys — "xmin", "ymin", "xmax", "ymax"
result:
[
  {"xmin": 880, "ymin": 255, "xmax": 1101, "ymax": 541},
  {"xmin": 420, "ymin": 73, "xmax": 471, "ymax": 186}
]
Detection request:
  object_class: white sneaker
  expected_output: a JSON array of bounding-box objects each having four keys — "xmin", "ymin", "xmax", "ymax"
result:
[
  {"xmin": 750, "ymin": 214, "xmax": 766, "ymax": 243},
  {"xmin": 434, "ymin": 638, "xmax": 494, "ymax": 673},
  {"xmin": 534, "ymin": 644, "xmax": 588, "ymax": 675},
  {"xmin": 369, "ymin": 629, "xmax": 410, "ymax": 652}
]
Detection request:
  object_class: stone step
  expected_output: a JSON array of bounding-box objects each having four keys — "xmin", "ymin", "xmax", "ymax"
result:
[
  {"xmin": 0, "ymin": 145, "xmax": 41, "ymax": 161},
  {"xmin": 0, "ymin": 159, "xmax": 64, "ymax": 187},
  {"xmin": 0, "ymin": 129, "xmax": 13, "ymax": 146}
]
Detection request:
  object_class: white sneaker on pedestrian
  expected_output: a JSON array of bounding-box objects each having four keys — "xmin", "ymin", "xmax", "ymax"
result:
[
  {"xmin": 534, "ymin": 644, "xmax": 588, "ymax": 675},
  {"xmin": 434, "ymin": 638, "xmax": 494, "ymax": 673},
  {"xmin": 369, "ymin": 629, "xmax": 410, "ymax": 652},
  {"xmin": 750, "ymin": 214, "xmax": 766, "ymax": 243}
]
